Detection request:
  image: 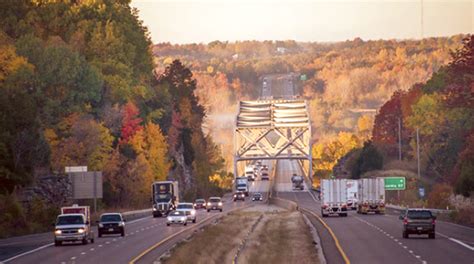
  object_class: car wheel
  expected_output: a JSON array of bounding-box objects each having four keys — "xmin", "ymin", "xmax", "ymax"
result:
[
  {"xmin": 98, "ymin": 232, "xmax": 102, "ymax": 238},
  {"xmin": 166, "ymin": 223, "xmax": 170, "ymax": 226},
  {"xmin": 193, "ymin": 218, "xmax": 196, "ymax": 223},
  {"xmin": 184, "ymin": 222, "xmax": 187, "ymax": 226},
  {"xmin": 403, "ymin": 231, "xmax": 408, "ymax": 238},
  {"xmin": 82, "ymin": 238, "xmax": 88, "ymax": 245},
  {"xmin": 91, "ymin": 238, "xmax": 94, "ymax": 244},
  {"xmin": 207, "ymin": 209, "xmax": 210, "ymax": 212},
  {"xmin": 220, "ymin": 209, "xmax": 223, "ymax": 212},
  {"xmin": 121, "ymin": 230, "xmax": 125, "ymax": 237},
  {"xmin": 429, "ymin": 233, "xmax": 435, "ymax": 239},
  {"xmin": 54, "ymin": 240, "xmax": 61, "ymax": 247}
]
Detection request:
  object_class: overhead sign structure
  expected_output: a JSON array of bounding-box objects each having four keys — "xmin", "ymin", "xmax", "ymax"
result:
[
  {"xmin": 65, "ymin": 166, "xmax": 88, "ymax": 173},
  {"xmin": 384, "ymin": 177, "xmax": 406, "ymax": 190}
]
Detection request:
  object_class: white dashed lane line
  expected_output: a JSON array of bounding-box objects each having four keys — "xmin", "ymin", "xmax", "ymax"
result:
[{"xmin": 355, "ymin": 216, "xmax": 426, "ymax": 264}]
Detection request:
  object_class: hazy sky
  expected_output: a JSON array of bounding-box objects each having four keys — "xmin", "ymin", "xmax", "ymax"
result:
[{"xmin": 131, "ymin": 0, "xmax": 473, "ymax": 44}]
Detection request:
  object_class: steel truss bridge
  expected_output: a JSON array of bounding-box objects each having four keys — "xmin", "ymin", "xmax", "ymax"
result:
[{"xmin": 233, "ymin": 99, "xmax": 312, "ymax": 179}]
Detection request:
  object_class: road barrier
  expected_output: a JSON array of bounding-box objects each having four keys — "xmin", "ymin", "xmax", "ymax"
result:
[
  {"xmin": 385, "ymin": 204, "xmax": 452, "ymax": 215},
  {"xmin": 122, "ymin": 209, "xmax": 152, "ymax": 221},
  {"xmin": 269, "ymin": 197, "xmax": 299, "ymax": 211}
]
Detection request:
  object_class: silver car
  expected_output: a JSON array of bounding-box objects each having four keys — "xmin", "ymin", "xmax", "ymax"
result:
[
  {"xmin": 176, "ymin": 203, "xmax": 197, "ymax": 223},
  {"xmin": 207, "ymin": 197, "xmax": 223, "ymax": 212},
  {"xmin": 166, "ymin": 211, "xmax": 187, "ymax": 226}
]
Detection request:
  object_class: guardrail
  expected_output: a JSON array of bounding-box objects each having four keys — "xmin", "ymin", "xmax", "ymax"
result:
[
  {"xmin": 269, "ymin": 197, "xmax": 299, "ymax": 211},
  {"xmin": 385, "ymin": 204, "xmax": 452, "ymax": 214},
  {"xmin": 122, "ymin": 208, "xmax": 152, "ymax": 221}
]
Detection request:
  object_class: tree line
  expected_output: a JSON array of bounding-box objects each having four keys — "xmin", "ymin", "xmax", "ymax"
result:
[{"xmin": 0, "ymin": 1, "xmax": 228, "ymax": 237}]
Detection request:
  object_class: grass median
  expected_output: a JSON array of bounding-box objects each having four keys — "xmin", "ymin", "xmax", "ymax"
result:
[{"xmin": 160, "ymin": 206, "xmax": 320, "ymax": 264}]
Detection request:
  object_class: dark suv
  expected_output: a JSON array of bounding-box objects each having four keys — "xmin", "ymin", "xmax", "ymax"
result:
[
  {"xmin": 97, "ymin": 213, "xmax": 125, "ymax": 237},
  {"xmin": 399, "ymin": 209, "xmax": 436, "ymax": 239}
]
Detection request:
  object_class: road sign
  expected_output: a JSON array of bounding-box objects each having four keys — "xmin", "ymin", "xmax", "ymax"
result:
[
  {"xmin": 384, "ymin": 177, "xmax": 406, "ymax": 190},
  {"xmin": 65, "ymin": 166, "xmax": 87, "ymax": 173},
  {"xmin": 419, "ymin": 187, "xmax": 425, "ymax": 198}
]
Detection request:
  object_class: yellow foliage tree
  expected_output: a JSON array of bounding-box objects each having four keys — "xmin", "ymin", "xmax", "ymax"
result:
[{"xmin": 130, "ymin": 122, "xmax": 170, "ymax": 182}]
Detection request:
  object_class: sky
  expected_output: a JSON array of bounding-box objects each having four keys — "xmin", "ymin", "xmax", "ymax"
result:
[{"xmin": 130, "ymin": 0, "xmax": 473, "ymax": 44}]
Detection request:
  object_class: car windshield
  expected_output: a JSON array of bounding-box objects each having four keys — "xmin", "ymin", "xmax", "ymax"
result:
[
  {"xmin": 170, "ymin": 211, "xmax": 184, "ymax": 216},
  {"xmin": 210, "ymin": 198, "xmax": 221, "ymax": 202},
  {"xmin": 177, "ymin": 204, "xmax": 193, "ymax": 209},
  {"xmin": 100, "ymin": 214, "xmax": 121, "ymax": 222},
  {"xmin": 195, "ymin": 199, "xmax": 205, "ymax": 203},
  {"xmin": 154, "ymin": 193, "xmax": 171, "ymax": 203},
  {"xmin": 407, "ymin": 210, "xmax": 432, "ymax": 219},
  {"xmin": 57, "ymin": 215, "xmax": 84, "ymax": 225},
  {"xmin": 253, "ymin": 193, "xmax": 261, "ymax": 197}
]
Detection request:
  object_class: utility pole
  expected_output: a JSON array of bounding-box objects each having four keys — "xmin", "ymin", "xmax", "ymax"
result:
[
  {"xmin": 398, "ymin": 117, "xmax": 402, "ymax": 161},
  {"xmin": 416, "ymin": 128, "xmax": 421, "ymax": 178}
]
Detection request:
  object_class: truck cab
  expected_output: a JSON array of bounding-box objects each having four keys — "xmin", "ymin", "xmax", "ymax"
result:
[
  {"xmin": 54, "ymin": 205, "xmax": 94, "ymax": 246},
  {"xmin": 291, "ymin": 174, "xmax": 304, "ymax": 190},
  {"xmin": 235, "ymin": 176, "xmax": 249, "ymax": 196},
  {"xmin": 152, "ymin": 181, "xmax": 179, "ymax": 217}
]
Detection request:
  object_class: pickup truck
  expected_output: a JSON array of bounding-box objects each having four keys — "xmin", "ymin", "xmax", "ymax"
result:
[{"xmin": 54, "ymin": 205, "xmax": 94, "ymax": 246}]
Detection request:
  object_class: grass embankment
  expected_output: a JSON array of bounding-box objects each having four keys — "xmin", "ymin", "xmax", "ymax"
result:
[{"xmin": 162, "ymin": 207, "xmax": 319, "ymax": 264}]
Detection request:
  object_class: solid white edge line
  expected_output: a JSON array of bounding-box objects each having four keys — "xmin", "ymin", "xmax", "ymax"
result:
[
  {"xmin": 448, "ymin": 238, "xmax": 474, "ymax": 251},
  {"xmin": 1, "ymin": 243, "xmax": 53, "ymax": 263}
]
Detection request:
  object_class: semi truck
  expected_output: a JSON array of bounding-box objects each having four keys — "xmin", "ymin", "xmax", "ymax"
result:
[
  {"xmin": 321, "ymin": 179, "xmax": 348, "ymax": 217},
  {"xmin": 346, "ymin": 180, "xmax": 358, "ymax": 210},
  {"xmin": 235, "ymin": 176, "xmax": 249, "ymax": 196},
  {"xmin": 152, "ymin": 181, "xmax": 179, "ymax": 217},
  {"xmin": 357, "ymin": 178, "xmax": 385, "ymax": 214},
  {"xmin": 53, "ymin": 204, "xmax": 94, "ymax": 246},
  {"xmin": 291, "ymin": 174, "xmax": 304, "ymax": 190}
]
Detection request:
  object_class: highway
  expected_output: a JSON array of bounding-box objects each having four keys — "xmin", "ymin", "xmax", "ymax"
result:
[
  {"xmin": 275, "ymin": 159, "xmax": 474, "ymax": 264},
  {"xmin": 0, "ymin": 197, "xmax": 253, "ymax": 264},
  {"xmin": 1, "ymin": 162, "xmax": 274, "ymax": 264}
]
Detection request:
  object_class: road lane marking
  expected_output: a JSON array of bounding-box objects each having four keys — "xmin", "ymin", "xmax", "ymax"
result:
[
  {"xmin": 71, "ymin": 257, "xmax": 76, "ymax": 260},
  {"xmin": 449, "ymin": 238, "xmax": 474, "ymax": 251},
  {"xmin": 300, "ymin": 208, "xmax": 350, "ymax": 264},
  {"xmin": 81, "ymin": 252, "xmax": 86, "ymax": 255},
  {"xmin": 1, "ymin": 243, "xmax": 54, "ymax": 263}
]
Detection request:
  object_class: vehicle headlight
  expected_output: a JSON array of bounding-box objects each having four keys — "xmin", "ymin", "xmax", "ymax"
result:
[
  {"xmin": 99, "ymin": 224, "xmax": 104, "ymax": 228},
  {"xmin": 191, "ymin": 210, "xmax": 196, "ymax": 215},
  {"xmin": 207, "ymin": 202, "xmax": 211, "ymax": 206},
  {"xmin": 118, "ymin": 222, "xmax": 124, "ymax": 227},
  {"xmin": 218, "ymin": 202, "xmax": 223, "ymax": 206},
  {"xmin": 54, "ymin": 229, "xmax": 62, "ymax": 235},
  {"xmin": 77, "ymin": 228, "xmax": 85, "ymax": 234},
  {"xmin": 181, "ymin": 217, "xmax": 187, "ymax": 221}
]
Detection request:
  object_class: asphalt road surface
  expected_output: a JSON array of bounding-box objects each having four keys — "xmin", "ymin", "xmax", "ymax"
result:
[
  {"xmin": 0, "ymin": 196, "xmax": 251, "ymax": 264},
  {"xmin": 275, "ymin": 159, "xmax": 474, "ymax": 264}
]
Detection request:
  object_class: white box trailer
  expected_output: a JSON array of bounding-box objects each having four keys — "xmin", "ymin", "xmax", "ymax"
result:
[
  {"xmin": 357, "ymin": 178, "xmax": 385, "ymax": 214},
  {"xmin": 321, "ymin": 179, "xmax": 348, "ymax": 217},
  {"xmin": 346, "ymin": 180, "xmax": 358, "ymax": 210}
]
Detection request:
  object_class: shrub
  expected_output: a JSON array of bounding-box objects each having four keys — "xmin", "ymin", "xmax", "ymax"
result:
[{"xmin": 427, "ymin": 183, "xmax": 453, "ymax": 209}]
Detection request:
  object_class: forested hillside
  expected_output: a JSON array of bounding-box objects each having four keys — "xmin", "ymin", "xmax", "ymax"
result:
[
  {"xmin": 153, "ymin": 36, "xmax": 466, "ymax": 177},
  {"xmin": 0, "ymin": 1, "xmax": 227, "ymax": 237}
]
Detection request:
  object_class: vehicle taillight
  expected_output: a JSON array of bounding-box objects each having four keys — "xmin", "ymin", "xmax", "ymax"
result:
[
  {"xmin": 432, "ymin": 219, "xmax": 436, "ymax": 225},
  {"xmin": 342, "ymin": 204, "xmax": 347, "ymax": 208},
  {"xmin": 403, "ymin": 217, "xmax": 408, "ymax": 225},
  {"xmin": 322, "ymin": 204, "xmax": 328, "ymax": 209}
]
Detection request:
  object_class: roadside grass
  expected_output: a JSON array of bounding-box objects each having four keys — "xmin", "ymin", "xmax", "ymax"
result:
[
  {"xmin": 161, "ymin": 208, "xmax": 320, "ymax": 264},
  {"xmin": 240, "ymin": 211, "xmax": 320, "ymax": 264},
  {"xmin": 161, "ymin": 211, "xmax": 261, "ymax": 264}
]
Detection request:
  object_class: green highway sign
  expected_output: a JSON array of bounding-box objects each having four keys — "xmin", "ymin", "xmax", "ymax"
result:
[{"xmin": 384, "ymin": 177, "xmax": 406, "ymax": 190}]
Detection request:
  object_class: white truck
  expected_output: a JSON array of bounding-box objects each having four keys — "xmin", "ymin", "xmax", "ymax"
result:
[
  {"xmin": 321, "ymin": 179, "xmax": 348, "ymax": 217},
  {"xmin": 235, "ymin": 176, "xmax": 249, "ymax": 196},
  {"xmin": 54, "ymin": 205, "xmax": 94, "ymax": 246},
  {"xmin": 245, "ymin": 165, "xmax": 256, "ymax": 181},
  {"xmin": 346, "ymin": 180, "xmax": 358, "ymax": 210},
  {"xmin": 357, "ymin": 178, "xmax": 385, "ymax": 214}
]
